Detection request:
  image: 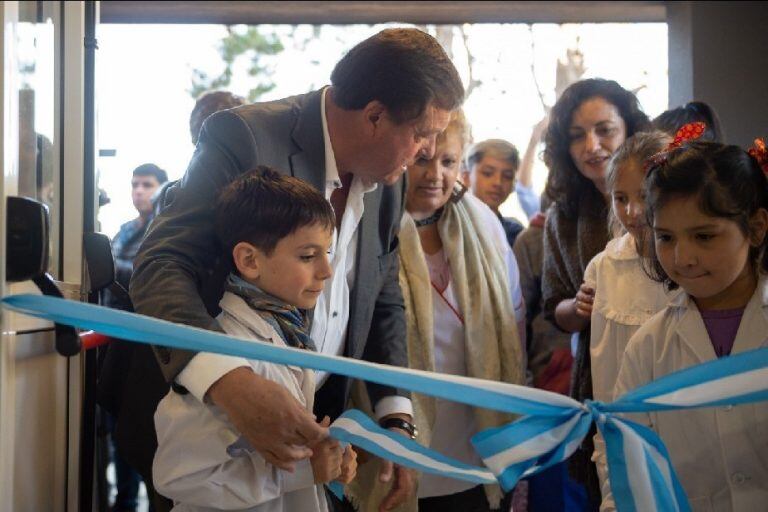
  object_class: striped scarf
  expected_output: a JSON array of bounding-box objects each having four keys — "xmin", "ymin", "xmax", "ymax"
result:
[{"xmin": 224, "ymin": 274, "xmax": 316, "ymax": 351}]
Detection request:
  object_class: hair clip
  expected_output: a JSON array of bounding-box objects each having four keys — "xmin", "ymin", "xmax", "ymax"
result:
[
  {"xmin": 668, "ymin": 122, "xmax": 707, "ymax": 149},
  {"xmin": 645, "ymin": 151, "xmax": 670, "ymax": 171},
  {"xmin": 748, "ymin": 138, "xmax": 768, "ymax": 177},
  {"xmin": 645, "ymin": 122, "xmax": 708, "ymax": 172}
]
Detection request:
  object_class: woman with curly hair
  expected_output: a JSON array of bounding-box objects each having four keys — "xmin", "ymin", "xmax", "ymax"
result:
[{"xmin": 540, "ymin": 78, "xmax": 649, "ymax": 507}]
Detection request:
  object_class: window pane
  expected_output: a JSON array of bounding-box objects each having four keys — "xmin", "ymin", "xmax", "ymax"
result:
[{"xmin": 18, "ymin": 2, "xmax": 58, "ymax": 277}]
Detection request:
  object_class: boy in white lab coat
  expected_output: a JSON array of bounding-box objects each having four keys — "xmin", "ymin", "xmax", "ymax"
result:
[{"xmin": 153, "ymin": 166, "xmax": 356, "ymax": 511}]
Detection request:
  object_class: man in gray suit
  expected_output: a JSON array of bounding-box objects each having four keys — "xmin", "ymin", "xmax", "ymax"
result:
[{"xmin": 129, "ymin": 28, "xmax": 464, "ymax": 510}]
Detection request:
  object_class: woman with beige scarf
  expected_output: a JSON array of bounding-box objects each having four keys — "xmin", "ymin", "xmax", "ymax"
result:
[{"xmin": 347, "ymin": 111, "xmax": 527, "ymax": 512}]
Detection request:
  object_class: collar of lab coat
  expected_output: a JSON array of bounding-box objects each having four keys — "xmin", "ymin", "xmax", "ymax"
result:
[
  {"xmin": 218, "ymin": 291, "xmax": 287, "ymax": 348},
  {"xmin": 671, "ymin": 274, "xmax": 768, "ymax": 363},
  {"xmin": 605, "ymin": 232, "xmax": 640, "ymax": 261}
]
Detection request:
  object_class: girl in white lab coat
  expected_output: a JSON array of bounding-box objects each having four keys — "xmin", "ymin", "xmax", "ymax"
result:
[
  {"xmin": 583, "ymin": 131, "xmax": 675, "ymax": 501},
  {"xmin": 585, "ymin": 130, "xmax": 673, "ymax": 403},
  {"xmin": 603, "ymin": 140, "xmax": 768, "ymax": 512}
]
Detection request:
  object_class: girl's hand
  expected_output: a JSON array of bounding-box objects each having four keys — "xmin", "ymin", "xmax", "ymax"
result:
[{"xmin": 574, "ymin": 283, "xmax": 595, "ymax": 318}]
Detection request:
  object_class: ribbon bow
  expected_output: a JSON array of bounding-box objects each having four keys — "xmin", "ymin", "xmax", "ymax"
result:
[
  {"xmin": 748, "ymin": 138, "xmax": 768, "ymax": 177},
  {"xmin": 646, "ymin": 122, "xmax": 708, "ymax": 170}
]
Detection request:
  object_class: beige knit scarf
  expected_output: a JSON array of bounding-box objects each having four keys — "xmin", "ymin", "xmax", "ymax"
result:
[{"xmin": 347, "ymin": 196, "xmax": 525, "ymax": 511}]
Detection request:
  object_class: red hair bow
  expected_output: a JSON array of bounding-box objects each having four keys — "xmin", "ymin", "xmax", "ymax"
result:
[
  {"xmin": 748, "ymin": 138, "xmax": 768, "ymax": 177},
  {"xmin": 669, "ymin": 121, "xmax": 707, "ymax": 149},
  {"xmin": 646, "ymin": 122, "xmax": 708, "ymax": 170}
]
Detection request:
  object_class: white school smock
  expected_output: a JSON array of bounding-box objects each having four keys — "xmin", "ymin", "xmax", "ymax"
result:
[
  {"xmin": 586, "ymin": 234, "xmax": 676, "ymax": 506},
  {"xmin": 418, "ymin": 277, "xmax": 484, "ymax": 498},
  {"xmin": 417, "ymin": 198, "xmax": 527, "ymax": 499},
  {"xmin": 585, "ymin": 233, "xmax": 675, "ymax": 403},
  {"xmin": 153, "ymin": 292, "xmax": 328, "ymax": 512},
  {"xmin": 601, "ymin": 275, "xmax": 768, "ymax": 512}
]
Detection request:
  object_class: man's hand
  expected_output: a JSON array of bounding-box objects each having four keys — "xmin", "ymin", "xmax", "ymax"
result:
[
  {"xmin": 378, "ymin": 458, "xmax": 416, "ymax": 512},
  {"xmin": 207, "ymin": 366, "xmax": 327, "ymax": 471},
  {"xmin": 377, "ymin": 414, "xmax": 416, "ymax": 512}
]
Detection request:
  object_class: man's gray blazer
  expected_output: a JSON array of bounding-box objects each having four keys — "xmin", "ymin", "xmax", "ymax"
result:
[{"xmin": 130, "ymin": 89, "xmax": 409, "ymax": 416}]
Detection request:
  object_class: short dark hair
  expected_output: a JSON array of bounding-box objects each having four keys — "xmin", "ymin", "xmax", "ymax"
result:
[
  {"xmin": 215, "ymin": 166, "xmax": 335, "ymax": 256},
  {"xmin": 330, "ymin": 28, "xmax": 464, "ymax": 123},
  {"xmin": 543, "ymin": 78, "xmax": 650, "ymax": 216},
  {"xmin": 190, "ymin": 90, "xmax": 247, "ymax": 145},
  {"xmin": 132, "ymin": 163, "xmax": 168, "ymax": 184},
  {"xmin": 653, "ymin": 101, "xmax": 723, "ymax": 143},
  {"xmin": 642, "ymin": 141, "xmax": 768, "ymax": 290}
]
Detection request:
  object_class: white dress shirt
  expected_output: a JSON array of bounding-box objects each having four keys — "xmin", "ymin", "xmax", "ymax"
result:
[{"xmin": 177, "ymin": 87, "xmax": 412, "ymax": 420}]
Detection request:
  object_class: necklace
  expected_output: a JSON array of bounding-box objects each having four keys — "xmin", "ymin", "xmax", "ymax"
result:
[{"xmin": 414, "ymin": 208, "xmax": 443, "ymax": 228}]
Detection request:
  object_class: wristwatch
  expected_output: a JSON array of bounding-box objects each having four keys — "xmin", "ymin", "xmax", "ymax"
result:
[{"xmin": 380, "ymin": 417, "xmax": 418, "ymax": 439}]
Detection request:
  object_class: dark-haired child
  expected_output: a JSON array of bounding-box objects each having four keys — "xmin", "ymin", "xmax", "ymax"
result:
[
  {"xmin": 152, "ymin": 166, "xmax": 356, "ymax": 511},
  {"xmin": 602, "ymin": 141, "xmax": 768, "ymax": 510},
  {"xmin": 653, "ymin": 101, "xmax": 723, "ymax": 143}
]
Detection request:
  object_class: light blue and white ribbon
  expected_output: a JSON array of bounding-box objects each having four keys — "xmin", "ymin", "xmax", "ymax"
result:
[{"xmin": 3, "ymin": 294, "xmax": 768, "ymax": 512}]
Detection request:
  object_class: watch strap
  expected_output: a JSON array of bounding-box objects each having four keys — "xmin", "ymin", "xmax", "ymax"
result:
[{"xmin": 380, "ymin": 417, "xmax": 418, "ymax": 439}]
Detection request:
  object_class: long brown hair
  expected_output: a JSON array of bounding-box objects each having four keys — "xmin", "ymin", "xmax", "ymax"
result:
[{"xmin": 543, "ymin": 78, "xmax": 650, "ymax": 217}]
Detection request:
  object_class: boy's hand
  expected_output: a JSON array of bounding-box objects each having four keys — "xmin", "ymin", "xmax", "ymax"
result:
[
  {"xmin": 310, "ymin": 417, "xmax": 343, "ymax": 484},
  {"xmin": 337, "ymin": 446, "xmax": 358, "ymax": 484},
  {"xmin": 207, "ymin": 367, "xmax": 327, "ymax": 472}
]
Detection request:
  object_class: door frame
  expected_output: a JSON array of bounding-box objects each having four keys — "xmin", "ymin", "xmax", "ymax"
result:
[{"xmin": 0, "ymin": 1, "xmax": 95, "ymax": 510}]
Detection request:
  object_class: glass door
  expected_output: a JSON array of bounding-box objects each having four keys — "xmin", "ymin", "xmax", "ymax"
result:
[{"xmin": 0, "ymin": 1, "xmax": 96, "ymax": 510}]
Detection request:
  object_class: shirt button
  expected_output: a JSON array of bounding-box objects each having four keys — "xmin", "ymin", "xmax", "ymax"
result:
[
  {"xmin": 332, "ymin": 311, "xmax": 338, "ymax": 318},
  {"xmin": 731, "ymin": 472, "xmax": 747, "ymax": 485}
]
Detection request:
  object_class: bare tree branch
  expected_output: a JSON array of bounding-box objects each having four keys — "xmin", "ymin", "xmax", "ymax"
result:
[
  {"xmin": 459, "ymin": 25, "xmax": 481, "ymax": 100},
  {"xmin": 555, "ymin": 33, "xmax": 586, "ymax": 101},
  {"xmin": 527, "ymin": 24, "xmax": 549, "ymax": 113},
  {"xmin": 435, "ymin": 25, "xmax": 454, "ymax": 60}
]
